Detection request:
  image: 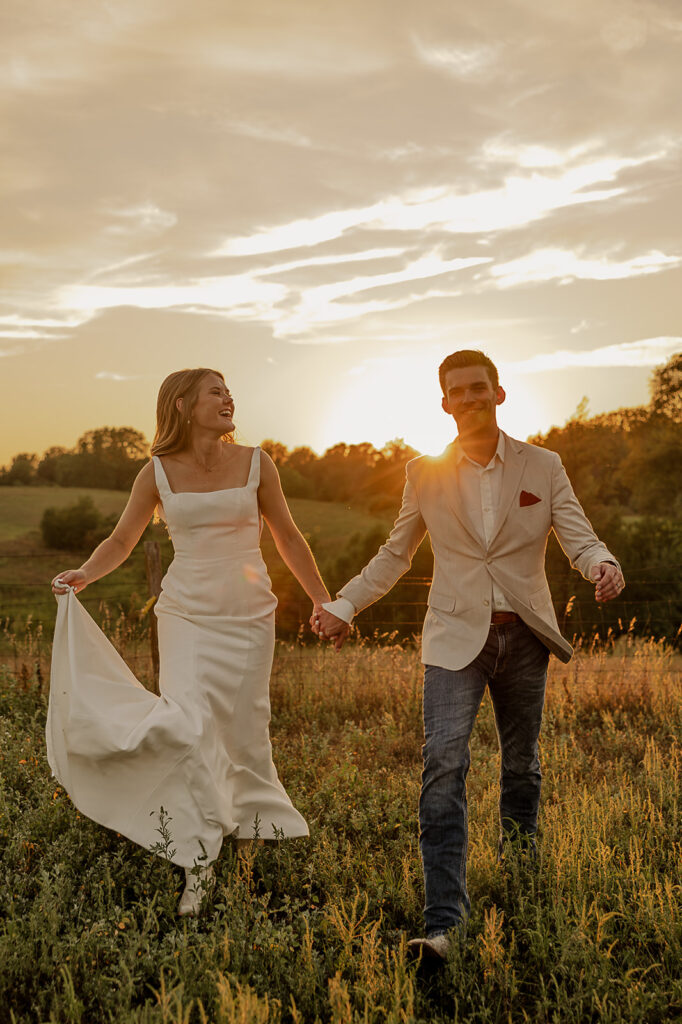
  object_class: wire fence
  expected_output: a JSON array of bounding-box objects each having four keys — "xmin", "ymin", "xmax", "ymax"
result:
[{"xmin": 2, "ymin": 569, "xmax": 681, "ymax": 635}]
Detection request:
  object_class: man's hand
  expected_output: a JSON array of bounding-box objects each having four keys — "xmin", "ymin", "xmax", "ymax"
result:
[
  {"xmin": 591, "ymin": 562, "xmax": 625, "ymax": 603},
  {"xmin": 311, "ymin": 608, "xmax": 351, "ymax": 651}
]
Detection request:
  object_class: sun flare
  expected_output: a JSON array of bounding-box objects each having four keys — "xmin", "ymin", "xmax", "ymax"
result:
[{"xmin": 317, "ymin": 354, "xmax": 546, "ymax": 456}]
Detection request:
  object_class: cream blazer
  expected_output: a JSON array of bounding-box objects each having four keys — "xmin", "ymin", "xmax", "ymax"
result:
[{"xmin": 336, "ymin": 433, "xmax": 620, "ymax": 669}]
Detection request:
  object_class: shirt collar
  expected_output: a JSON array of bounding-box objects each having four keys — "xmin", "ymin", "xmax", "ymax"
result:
[{"xmin": 452, "ymin": 430, "xmax": 505, "ymax": 469}]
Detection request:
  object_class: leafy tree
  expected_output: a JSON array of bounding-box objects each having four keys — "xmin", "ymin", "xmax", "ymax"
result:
[
  {"xmin": 41, "ymin": 497, "xmax": 102, "ymax": 551},
  {"xmin": 77, "ymin": 426, "xmax": 148, "ymax": 462},
  {"xmin": 286, "ymin": 446, "xmax": 317, "ymax": 475},
  {"xmin": 37, "ymin": 427, "xmax": 150, "ymax": 489},
  {"xmin": 36, "ymin": 447, "xmax": 69, "ymax": 484},
  {"xmin": 74, "ymin": 427, "xmax": 149, "ymax": 489},
  {"xmin": 650, "ymin": 352, "xmax": 682, "ymax": 420},
  {"xmin": 0, "ymin": 453, "xmax": 38, "ymax": 485},
  {"xmin": 617, "ymin": 416, "xmax": 682, "ymax": 515}
]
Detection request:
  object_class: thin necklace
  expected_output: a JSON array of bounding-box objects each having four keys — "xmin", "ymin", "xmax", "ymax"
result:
[{"xmin": 195, "ymin": 448, "xmax": 223, "ymax": 473}]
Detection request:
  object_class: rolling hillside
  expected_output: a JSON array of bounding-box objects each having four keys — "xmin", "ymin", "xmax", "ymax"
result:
[{"xmin": 0, "ymin": 486, "xmax": 393, "ymax": 631}]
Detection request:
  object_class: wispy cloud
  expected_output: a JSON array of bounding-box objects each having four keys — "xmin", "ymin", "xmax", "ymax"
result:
[
  {"xmin": 225, "ymin": 120, "xmax": 315, "ymax": 149},
  {"xmin": 94, "ymin": 371, "xmax": 139, "ymax": 381},
  {"xmin": 216, "ymin": 149, "xmax": 666, "ymax": 257},
  {"xmin": 490, "ymin": 248, "xmax": 680, "ymax": 288},
  {"xmin": 86, "ymin": 252, "xmax": 159, "ymax": 281},
  {"xmin": 0, "ymin": 314, "xmax": 88, "ymax": 341},
  {"xmin": 413, "ymin": 38, "xmax": 500, "ymax": 78},
  {"xmin": 55, "ymin": 250, "xmax": 488, "ymax": 339},
  {"xmin": 273, "ymin": 253, "xmax": 490, "ymax": 337},
  {"xmin": 250, "ymin": 248, "xmax": 407, "ymax": 275},
  {"xmin": 104, "ymin": 203, "xmax": 177, "ymax": 236},
  {"xmin": 481, "ymin": 137, "xmax": 596, "ymax": 169},
  {"xmin": 58, "ymin": 276, "xmax": 287, "ymax": 318},
  {"xmin": 509, "ymin": 338, "xmax": 682, "ymax": 373}
]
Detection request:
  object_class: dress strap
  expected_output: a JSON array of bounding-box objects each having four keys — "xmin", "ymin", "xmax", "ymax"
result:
[
  {"xmin": 247, "ymin": 446, "xmax": 261, "ymax": 488},
  {"xmin": 152, "ymin": 455, "xmax": 173, "ymax": 498}
]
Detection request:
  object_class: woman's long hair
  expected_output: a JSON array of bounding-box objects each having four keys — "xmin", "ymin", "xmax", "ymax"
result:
[{"xmin": 151, "ymin": 368, "xmax": 234, "ymax": 456}]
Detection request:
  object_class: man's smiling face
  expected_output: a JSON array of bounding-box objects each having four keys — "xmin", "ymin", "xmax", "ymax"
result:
[{"xmin": 441, "ymin": 365, "xmax": 505, "ymax": 439}]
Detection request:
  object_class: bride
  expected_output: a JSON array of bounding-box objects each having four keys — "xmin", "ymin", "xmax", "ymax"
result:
[{"xmin": 49, "ymin": 368, "xmax": 329, "ymax": 914}]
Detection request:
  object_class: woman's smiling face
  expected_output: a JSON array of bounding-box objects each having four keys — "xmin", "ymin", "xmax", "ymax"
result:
[{"xmin": 188, "ymin": 372, "xmax": 235, "ymax": 434}]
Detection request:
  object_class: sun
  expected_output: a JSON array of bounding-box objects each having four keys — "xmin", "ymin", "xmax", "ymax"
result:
[
  {"xmin": 318, "ymin": 355, "xmax": 449, "ymax": 455},
  {"xmin": 318, "ymin": 354, "xmax": 546, "ymax": 455}
]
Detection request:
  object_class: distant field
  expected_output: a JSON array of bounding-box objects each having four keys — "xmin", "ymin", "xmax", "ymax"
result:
[
  {"xmin": 0, "ymin": 486, "xmax": 129, "ymax": 542},
  {"xmin": 0, "ymin": 485, "xmax": 388, "ymax": 548},
  {"xmin": 0, "ymin": 486, "xmax": 391, "ymax": 632}
]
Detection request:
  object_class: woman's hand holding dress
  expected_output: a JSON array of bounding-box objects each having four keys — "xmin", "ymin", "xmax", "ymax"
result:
[{"xmin": 51, "ymin": 569, "xmax": 88, "ymax": 595}]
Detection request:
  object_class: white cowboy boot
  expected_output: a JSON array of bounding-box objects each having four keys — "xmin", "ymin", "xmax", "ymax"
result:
[{"xmin": 177, "ymin": 864, "xmax": 214, "ymax": 916}]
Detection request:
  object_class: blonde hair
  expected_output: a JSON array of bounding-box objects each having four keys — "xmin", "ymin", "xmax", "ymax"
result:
[{"xmin": 151, "ymin": 368, "xmax": 234, "ymax": 456}]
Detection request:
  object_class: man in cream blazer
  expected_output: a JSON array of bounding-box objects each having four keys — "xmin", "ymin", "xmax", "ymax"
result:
[{"xmin": 315, "ymin": 350, "xmax": 624, "ymax": 962}]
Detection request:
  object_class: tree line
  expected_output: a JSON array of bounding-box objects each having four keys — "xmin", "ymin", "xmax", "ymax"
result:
[
  {"xmin": 1, "ymin": 428, "xmax": 149, "ymax": 490},
  {"xmin": 6, "ymin": 354, "xmax": 682, "ymax": 640}
]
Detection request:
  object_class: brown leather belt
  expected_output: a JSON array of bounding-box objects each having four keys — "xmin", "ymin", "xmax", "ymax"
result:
[{"xmin": 490, "ymin": 611, "xmax": 520, "ymax": 625}]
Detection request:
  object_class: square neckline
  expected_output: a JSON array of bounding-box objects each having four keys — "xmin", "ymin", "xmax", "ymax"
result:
[{"xmin": 154, "ymin": 447, "xmax": 259, "ymax": 496}]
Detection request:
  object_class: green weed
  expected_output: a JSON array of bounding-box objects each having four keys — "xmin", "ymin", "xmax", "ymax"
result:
[{"xmin": 0, "ymin": 637, "xmax": 680, "ymax": 1023}]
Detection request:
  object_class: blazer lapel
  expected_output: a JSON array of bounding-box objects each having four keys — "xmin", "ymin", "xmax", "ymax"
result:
[
  {"xmin": 438, "ymin": 444, "xmax": 485, "ymax": 547},
  {"xmin": 488, "ymin": 434, "xmax": 527, "ymax": 547}
]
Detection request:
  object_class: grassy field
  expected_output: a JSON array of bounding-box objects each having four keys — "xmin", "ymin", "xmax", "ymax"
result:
[
  {"xmin": 0, "ymin": 486, "xmax": 387, "ymax": 549},
  {"xmin": 1, "ymin": 623, "xmax": 680, "ymax": 1023},
  {"xmin": 0, "ymin": 487, "xmax": 133, "ymax": 542}
]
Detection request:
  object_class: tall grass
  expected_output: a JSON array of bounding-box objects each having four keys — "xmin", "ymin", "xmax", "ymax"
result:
[{"xmin": 0, "ymin": 623, "xmax": 680, "ymax": 1023}]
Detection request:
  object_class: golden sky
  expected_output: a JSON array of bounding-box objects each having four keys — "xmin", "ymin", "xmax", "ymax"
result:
[{"xmin": 1, "ymin": 0, "xmax": 681, "ymax": 464}]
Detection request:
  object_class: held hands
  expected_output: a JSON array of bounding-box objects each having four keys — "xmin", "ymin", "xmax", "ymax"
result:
[
  {"xmin": 310, "ymin": 606, "xmax": 351, "ymax": 651},
  {"xmin": 51, "ymin": 570, "xmax": 88, "ymax": 596},
  {"xmin": 591, "ymin": 562, "xmax": 625, "ymax": 603}
]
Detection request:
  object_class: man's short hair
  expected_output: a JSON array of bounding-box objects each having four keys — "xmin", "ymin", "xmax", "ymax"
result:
[{"xmin": 438, "ymin": 350, "xmax": 499, "ymax": 394}]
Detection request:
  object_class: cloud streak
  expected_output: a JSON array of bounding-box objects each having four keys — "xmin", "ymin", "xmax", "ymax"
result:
[
  {"xmin": 215, "ymin": 149, "xmax": 667, "ymax": 257},
  {"xmin": 491, "ymin": 248, "xmax": 680, "ymax": 288},
  {"xmin": 413, "ymin": 38, "xmax": 501, "ymax": 78},
  {"xmin": 55, "ymin": 251, "xmax": 490, "ymax": 339},
  {"xmin": 508, "ymin": 338, "xmax": 682, "ymax": 373}
]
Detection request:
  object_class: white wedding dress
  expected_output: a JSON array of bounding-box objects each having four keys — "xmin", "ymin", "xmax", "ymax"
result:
[{"xmin": 46, "ymin": 447, "xmax": 308, "ymax": 867}]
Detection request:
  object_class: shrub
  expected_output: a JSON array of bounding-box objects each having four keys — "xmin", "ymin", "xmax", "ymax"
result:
[{"xmin": 40, "ymin": 497, "xmax": 102, "ymax": 551}]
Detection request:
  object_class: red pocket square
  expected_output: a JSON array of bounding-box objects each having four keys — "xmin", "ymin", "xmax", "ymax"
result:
[{"xmin": 520, "ymin": 490, "xmax": 541, "ymax": 507}]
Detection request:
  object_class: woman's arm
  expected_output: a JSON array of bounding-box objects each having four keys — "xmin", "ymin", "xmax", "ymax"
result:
[
  {"xmin": 51, "ymin": 462, "xmax": 160, "ymax": 594},
  {"xmin": 257, "ymin": 450, "xmax": 330, "ymax": 609}
]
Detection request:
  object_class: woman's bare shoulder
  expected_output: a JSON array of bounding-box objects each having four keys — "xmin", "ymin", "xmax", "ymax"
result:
[
  {"xmin": 258, "ymin": 447, "xmax": 278, "ymax": 472},
  {"xmin": 132, "ymin": 460, "xmax": 159, "ymax": 496}
]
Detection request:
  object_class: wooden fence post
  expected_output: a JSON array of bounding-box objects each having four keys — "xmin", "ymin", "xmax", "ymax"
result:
[{"xmin": 144, "ymin": 541, "xmax": 162, "ymax": 695}]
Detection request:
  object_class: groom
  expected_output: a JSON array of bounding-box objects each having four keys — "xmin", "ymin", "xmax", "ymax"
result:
[{"xmin": 314, "ymin": 349, "xmax": 624, "ymax": 961}]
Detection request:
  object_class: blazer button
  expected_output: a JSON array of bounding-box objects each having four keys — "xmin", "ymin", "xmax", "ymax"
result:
[{"xmin": 483, "ymin": 599, "xmax": 490, "ymax": 606}]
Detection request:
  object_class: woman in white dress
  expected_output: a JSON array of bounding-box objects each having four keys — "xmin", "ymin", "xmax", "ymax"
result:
[{"xmin": 48, "ymin": 368, "xmax": 329, "ymax": 914}]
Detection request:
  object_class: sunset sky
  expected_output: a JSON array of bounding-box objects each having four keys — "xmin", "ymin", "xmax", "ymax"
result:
[{"xmin": 2, "ymin": 0, "xmax": 681, "ymax": 466}]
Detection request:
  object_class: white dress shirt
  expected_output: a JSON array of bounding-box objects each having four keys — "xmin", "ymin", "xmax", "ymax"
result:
[
  {"xmin": 323, "ymin": 431, "xmax": 513, "ymax": 624},
  {"xmin": 452, "ymin": 431, "xmax": 513, "ymax": 613}
]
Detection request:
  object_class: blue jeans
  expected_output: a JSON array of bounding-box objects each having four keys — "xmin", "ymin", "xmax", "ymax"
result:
[{"xmin": 419, "ymin": 621, "xmax": 549, "ymax": 936}]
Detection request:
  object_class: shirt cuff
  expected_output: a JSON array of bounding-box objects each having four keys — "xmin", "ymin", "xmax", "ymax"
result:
[{"xmin": 321, "ymin": 597, "xmax": 355, "ymax": 624}]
